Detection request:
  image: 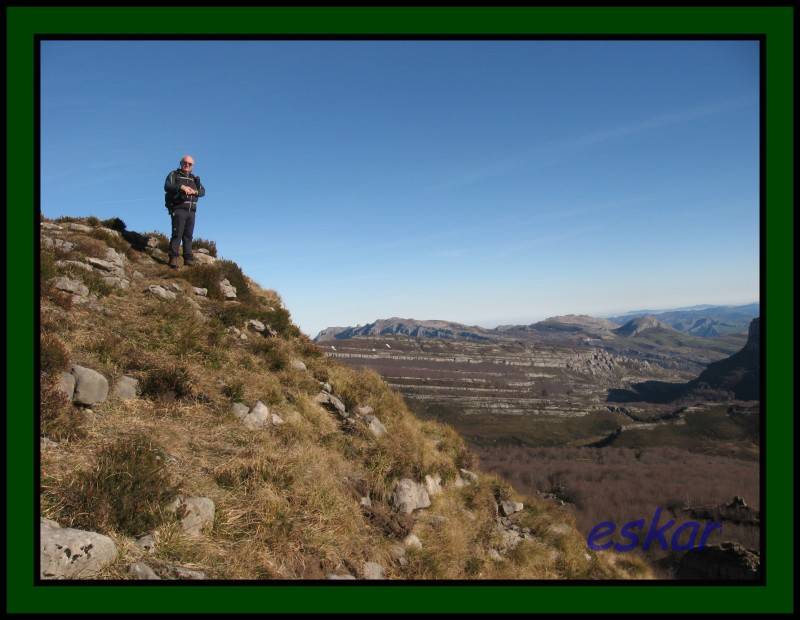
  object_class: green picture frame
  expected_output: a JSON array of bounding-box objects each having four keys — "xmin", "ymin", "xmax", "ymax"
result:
[{"xmin": 8, "ymin": 4, "xmax": 794, "ymax": 614}]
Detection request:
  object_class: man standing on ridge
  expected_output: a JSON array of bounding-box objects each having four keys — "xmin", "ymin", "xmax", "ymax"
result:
[{"xmin": 164, "ymin": 155, "xmax": 206, "ymax": 269}]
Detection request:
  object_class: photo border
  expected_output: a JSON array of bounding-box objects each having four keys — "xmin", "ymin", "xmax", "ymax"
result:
[{"xmin": 8, "ymin": 4, "xmax": 794, "ymax": 614}]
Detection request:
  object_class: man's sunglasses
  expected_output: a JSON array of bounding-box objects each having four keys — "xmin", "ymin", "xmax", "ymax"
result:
[{"xmin": 181, "ymin": 161, "xmax": 193, "ymax": 166}]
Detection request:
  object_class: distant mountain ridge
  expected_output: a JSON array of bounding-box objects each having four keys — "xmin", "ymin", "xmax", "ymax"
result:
[
  {"xmin": 314, "ymin": 304, "xmax": 757, "ymax": 343},
  {"xmin": 605, "ymin": 303, "xmax": 758, "ymax": 337},
  {"xmin": 612, "ymin": 315, "xmax": 675, "ymax": 337},
  {"xmin": 314, "ymin": 317, "xmax": 494, "ymax": 342}
]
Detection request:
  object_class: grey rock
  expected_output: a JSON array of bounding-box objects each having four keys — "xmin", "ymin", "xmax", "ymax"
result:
[
  {"xmin": 499, "ymin": 500, "xmax": 524, "ymax": 517},
  {"xmin": 270, "ymin": 413, "xmax": 285, "ymax": 425},
  {"xmin": 424, "ymin": 474, "xmax": 443, "ymax": 497},
  {"xmin": 41, "ymin": 517, "xmax": 61, "ymax": 529},
  {"xmin": 242, "ymin": 401, "xmax": 270, "ymax": 429},
  {"xmin": 55, "ymin": 259, "xmax": 92, "ymax": 272},
  {"xmin": 391, "ymin": 479, "xmax": 431, "ymax": 514},
  {"xmin": 246, "ymin": 319, "xmax": 265, "ymax": 332},
  {"xmin": 111, "ymin": 375, "xmax": 139, "ymax": 400},
  {"xmin": 135, "ymin": 534, "xmax": 156, "ymax": 554},
  {"xmin": 459, "ymin": 468, "xmax": 479, "ymax": 484},
  {"xmin": 132, "ymin": 271, "xmax": 144, "ymax": 279},
  {"xmin": 231, "ymin": 402, "xmax": 250, "ymax": 420},
  {"xmin": 166, "ymin": 496, "xmax": 215, "ymax": 536},
  {"xmin": 362, "ymin": 561, "xmax": 385, "ymax": 580},
  {"xmin": 129, "ymin": 562, "xmax": 161, "ymax": 580},
  {"xmin": 314, "ymin": 392, "xmax": 348, "ymax": 418},
  {"xmin": 86, "ymin": 257, "xmax": 117, "ymax": 272},
  {"xmin": 192, "ymin": 252, "xmax": 216, "ymax": 265},
  {"xmin": 147, "ymin": 248, "xmax": 169, "ymax": 263},
  {"xmin": 97, "ymin": 226, "xmax": 121, "ymax": 239},
  {"xmin": 70, "ymin": 364, "xmax": 109, "ymax": 406},
  {"xmin": 320, "ymin": 382, "xmax": 333, "ymax": 394},
  {"xmin": 168, "ymin": 282, "xmax": 183, "ymax": 293},
  {"xmin": 165, "ymin": 565, "xmax": 207, "ymax": 580},
  {"xmin": 290, "ymin": 359, "xmax": 307, "ymax": 371},
  {"xmin": 192, "ymin": 287, "xmax": 208, "ymax": 296},
  {"xmin": 360, "ymin": 496, "xmax": 372, "ymax": 508},
  {"xmin": 219, "ymin": 278, "xmax": 237, "ymax": 299},
  {"xmin": 57, "ymin": 372, "xmax": 76, "ymax": 401},
  {"xmin": 364, "ymin": 414, "xmax": 387, "ymax": 438},
  {"xmin": 50, "ymin": 276, "xmax": 89, "ymax": 297},
  {"xmin": 147, "ymin": 284, "xmax": 176, "ymax": 301},
  {"xmin": 488, "ymin": 548, "xmax": 503, "ymax": 561},
  {"xmin": 146, "ymin": 236, "xmax": 160, "ymax": 248},
  {"xmin": 354, "ymin": 405, "xmax": 374, "ymax": 416},
  {"xmin": 195, "ymin": 248, "xmax": 210, "ymax": 254},
  {"xmin": 42, "ymin": 237, "xmax": 76, "ymax": 252},
  {"xmin": 66, "ymin": 222, "xmax": 93, "ymax": 233},
  {"xmin": 40, "ymin": 519, "xmax": 118, "ymax": 579},
  {"xmin": 227, "ymin": 326, "xmax": 247, "ymax": 340},
  {"xmin": 101, "ymin": 275, "xmax": 130, "ymax": 290},
  {"xmin": 104, "ymin": 247, "xmax": 126, "ymax": 267},
  {"xmin": 40, "ymin": 222, "xmax": 63, "ymax": 231}
]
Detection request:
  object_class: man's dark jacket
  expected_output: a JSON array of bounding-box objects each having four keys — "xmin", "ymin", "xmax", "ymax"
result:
[{"xmin": 164, "ymin": 169, "xmax": 206, "ymax": 212}]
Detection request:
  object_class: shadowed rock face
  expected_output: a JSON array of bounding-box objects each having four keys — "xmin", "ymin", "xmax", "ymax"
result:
[
  {"xmin": 607, "ymin": 318, "xmax": 760, "ymax": 404},
  {"xmin": 686, "ymin": 317, "xmax": 759, "ymax": 401},
  {"xmin": 675, "ymin": 542, "xmax": 760, "ymax": 580}
]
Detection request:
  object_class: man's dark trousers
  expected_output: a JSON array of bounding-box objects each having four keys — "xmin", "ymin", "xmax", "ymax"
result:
[{"xmin": 169, "ymin": 207, "xmax": 196, "ymax": 261}]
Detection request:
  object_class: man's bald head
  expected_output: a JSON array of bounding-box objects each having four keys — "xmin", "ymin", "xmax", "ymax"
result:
[{"xmin": 180, "ymin": 155, "xmax": 195, "ymax": 169}]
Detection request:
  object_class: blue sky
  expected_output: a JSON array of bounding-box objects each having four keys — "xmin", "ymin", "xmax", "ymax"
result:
[{"xmin": 41, "ymin": 40, "xmax": 759, "ymax": 337}]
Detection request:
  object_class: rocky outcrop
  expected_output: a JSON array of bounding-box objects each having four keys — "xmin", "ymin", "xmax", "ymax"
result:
[{"xmin": 675, "ymin": 542, "xmax": 760, "ymax": 580}]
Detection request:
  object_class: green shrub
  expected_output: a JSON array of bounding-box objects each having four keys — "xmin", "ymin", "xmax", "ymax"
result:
[
  {"xmin": 100, "ymin": 217, "xmax": 127, "ymax": 232},
  {"xmin": 143, "ymin": 231, "xmax": 170, "ymax": 253},
  {"xmin": 217, "ymin": 259, "xmax": 251, "ymax": 301},
  {"xmin": 50, "ymin": 434, "xmax": 178, "ymax": 536},
  {"xmin": 178, "ymin": 264, "xmax": 223, "ymax": 299},
  {"xmin": 192, "ymin": 237, "xmax": 217, "ymax": 257},
  {"xmin": 250, "ymin": 338, "xmax": 290, "ymax": 372},
  {"xmin": 40, "ymin": 248, "xmax": 57, "ymax": 287},
  {"xmin": 86, "ymin": 216, "xmax": 100, "ymax": 227},
  {"xmin": 140, "ymin": 365, "xmax": 195, "ymax": 400},
  {"xmin": 221, "ymin": 379, "xmax": 245, "ymax": 402},
  {"xmin": 54, "ymin": 215, "xmax": 81, "ymax": 224},
  {"xmin": 91, "ymin": 228, "xmax": 131, "ymax": 254},
  {"xmin": 40, "ymin": 332, "xmax": 70, "ymax": 375},
  {"xmin": 40, "ymin": 372, "xmax": 85, "ymax": 442},
  {"xmin": 80, "ymin": 270, "xmax": 114, "ymax": 297},
  {"xmin": 71, "ymin": 236, "xmax": 109, "ymax": 259}
]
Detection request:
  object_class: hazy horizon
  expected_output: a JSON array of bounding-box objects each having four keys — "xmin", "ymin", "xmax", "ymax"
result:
[
  {"xmin": 41, "ymin": 40, "xmax": 759, "ymax": 338},
  {"xmin": 311, "ymin": 298, "xmax": 759, "ymax": 337}
]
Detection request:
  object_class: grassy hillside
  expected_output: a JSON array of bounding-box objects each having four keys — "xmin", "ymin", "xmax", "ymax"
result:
[{"xmin": 38, "ymin": 215, "xmax": 652, "ymax": 580}]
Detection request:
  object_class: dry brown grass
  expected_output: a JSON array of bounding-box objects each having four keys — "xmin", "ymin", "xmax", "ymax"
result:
[{"xmin": 38, "ymin": 218, "xmax": 656, "ymax": 581}]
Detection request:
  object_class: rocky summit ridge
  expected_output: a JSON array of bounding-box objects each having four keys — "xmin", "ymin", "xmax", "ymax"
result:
[{"xmin": 38, "ymin": 215, "xmax": 652, "ymax": 581}]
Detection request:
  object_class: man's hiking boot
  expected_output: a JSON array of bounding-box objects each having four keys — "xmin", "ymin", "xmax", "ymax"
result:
[
  {"xmin": 168, "ymin": 256, "xmax": 179, "ymax": 269},
  {"xmin": 183, "ymin": 257, "xmax": 194, "ymax": 267}
]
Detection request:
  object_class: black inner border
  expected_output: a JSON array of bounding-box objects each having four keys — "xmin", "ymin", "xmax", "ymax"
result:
[{"xmin": 33, "ymin": 33, "xmax": 767, "ymax": 588}]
